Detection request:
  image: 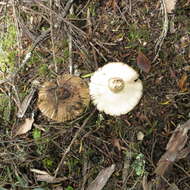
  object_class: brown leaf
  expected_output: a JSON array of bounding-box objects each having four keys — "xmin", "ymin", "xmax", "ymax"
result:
[
  {"xmin": 112, "ymin": 138, "xmax": 121, "ymax": 151},
  {"xmin": 86, "ymin": 164, "xmax": 115, "ymax": 190},
  {"xmin": 178, "ymin": 73, "xmax": 188, "ymax": 91},
  {"xmin": 14, "ymin": 118, "xmax": 34, "ymax": 136},
  {"xmin": 136, "ymin": 51, "xmax": 151, "ymax": 73}
]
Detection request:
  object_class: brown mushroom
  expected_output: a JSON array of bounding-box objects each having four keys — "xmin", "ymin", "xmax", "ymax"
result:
[{"xmin": 37, "ymin": 74, "xmax": 90, "ymax": 122}]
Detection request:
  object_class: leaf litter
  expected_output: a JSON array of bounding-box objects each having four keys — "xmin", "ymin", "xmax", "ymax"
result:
[
  {"xmin": 14, "ymin": 117, "xmax": 34, "ymax": 136},
  {"xmin": 86, "ymin": 164, "xmax": 115, "ymax": 190},
  {"xmin": 136, "ymin": 51, "xmax": 151, "ymax": 73}
]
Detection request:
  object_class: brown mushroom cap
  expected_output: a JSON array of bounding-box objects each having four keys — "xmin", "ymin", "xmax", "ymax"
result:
[{"xmin": 37, "ymin": 74, "xmax": 90, "ymax": 122}]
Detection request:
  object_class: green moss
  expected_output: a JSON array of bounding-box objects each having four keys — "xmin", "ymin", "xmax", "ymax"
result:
[
  {"xmin": 0, "ymin": 94, "xmax": 10, "ymax": 121},
  {"xmin": 0, "ymin": 18, "xmax": 17, "ymax": 73},
  {"xmin": 42, "ymin": 158, "xmax": 53, "ymax": 169},
  {"xmin": 38, "ymin": 64, "xmax": 49, "ymax": 76}
]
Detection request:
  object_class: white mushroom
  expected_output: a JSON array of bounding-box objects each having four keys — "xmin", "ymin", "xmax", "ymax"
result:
[{"xmin": 89, "ymin": 62, "xmax": 143, "ymax": 116}]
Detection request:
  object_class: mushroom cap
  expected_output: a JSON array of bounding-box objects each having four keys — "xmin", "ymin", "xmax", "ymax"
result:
[
  {"xmin": 38, "ymin": 74, "xmax": 90, "ymax": 122},
  {"xmin": 89, "ymin": 62, "xmax": 143, "ymax": 116}
]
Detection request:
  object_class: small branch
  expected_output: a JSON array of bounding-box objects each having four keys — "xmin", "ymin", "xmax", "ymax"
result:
[{"xmin": 68, "ymin": 5, "xmax": 73, "ymax": 74}]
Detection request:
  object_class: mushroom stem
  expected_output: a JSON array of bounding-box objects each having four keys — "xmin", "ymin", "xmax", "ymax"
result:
[{"xmin": 108, "ymin": 77, "xmax": 124, "ymax": 93}]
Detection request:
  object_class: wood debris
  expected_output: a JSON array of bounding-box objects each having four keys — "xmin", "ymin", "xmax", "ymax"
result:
[
  {"xmin": 86, "ymin": 164, "xmax": 115, "ymax": 190},
  {"xmin": 155, "ymin": 119, "xmax": 190, "ymax": 176}
]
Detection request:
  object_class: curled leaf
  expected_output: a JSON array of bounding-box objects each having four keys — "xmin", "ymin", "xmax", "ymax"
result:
[{"xmin": 14, "ymin": 118, "xmax": 34, "ymax": 136}]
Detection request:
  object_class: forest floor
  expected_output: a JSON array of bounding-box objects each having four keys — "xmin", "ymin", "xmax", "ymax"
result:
[{"xmin": 0, "ymin": 0, "xmax": 190, "ymax": 190}]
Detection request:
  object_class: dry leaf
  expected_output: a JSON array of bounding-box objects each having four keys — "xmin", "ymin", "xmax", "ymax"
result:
[
  {"xmin": 112, "ymin": 138, "xmax": 121, "ymax": 151},
  {"xmin": 165, "ymin": 0, "xmax": 177, "ymax": 13},
  {"xmin": 178, "ymin": 73, "xmax": 188, "ymax": 91},
  {"xmin": 155, "ymin": 119, "xmax": 190, "ymax": 176},
  {"xmin": 15, "ymin": 118, "xmax": 34, "ymax": 136},
  {"xmin": 86, "ymin": 164, "xmax": 115, "ymax": 190},
  {"xmin": 136, "ymin": 51, "xmax": 151, "ymax": 73},
  {"xmin": 17, "ymin": 88, "xmax": 36, "ymax": 118},
  {"xmin": 31, "ymin": 169, "xmax": 67, "ymax": 183}
]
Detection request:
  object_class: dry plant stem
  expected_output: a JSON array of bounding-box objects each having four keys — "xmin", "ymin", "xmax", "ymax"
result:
[
  {"xmin": 86, "ymin": 8, "xmax": 92, "ymax": 36},
  {"xmin": 18, "ymin": 16, "xmax": 36, "ymax": 41},
  {"xmin": 76, "ymin": 0, "xmax": 91, "ymax": 17},
  {"xmin": 61, "ymin": 0, "xmax": 74, "ymax": 18},
  {"xmin": 9, "ymin": 82, "xmax": 21, "ymax": 110},
  {"xmin": 50, "ymin": 0, "xmax": 58, "ymax": 73},
  {"xmin": 68, "ymin": 5, "xmax": 73, "ymax": 74},
  {"xmin": 153, "ymin": 0, "xmax": 168, "ymax": 62},
  {"xmin": 89, "ymin": 42, "xmax": 107, "ymax": 62},
  {"xmin": 116, "ymin": 3, "xmax": 130, "ymax": 25},
  {"xmin": 54, "ymin": 108, "xmax": 96, "ymax": 177},
  {"xmin": 128, "ymin": 0, "xmax": 132, "ymax": 15}
]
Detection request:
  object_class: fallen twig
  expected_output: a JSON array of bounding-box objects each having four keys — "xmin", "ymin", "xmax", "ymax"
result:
[
  {"xmin": 86, "ymin": 164, "xmax": 115, "ymax": 190},
  {"xmin": 155, "ymin": 119, "xmax": 190, "ymax": 176}
]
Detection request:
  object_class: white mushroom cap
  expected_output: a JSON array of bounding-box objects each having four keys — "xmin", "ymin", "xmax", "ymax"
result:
[{"xmin": 89, "ymin": 62, "xmax": 143, "ymax": 116}]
